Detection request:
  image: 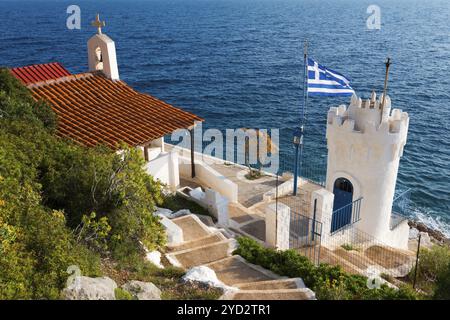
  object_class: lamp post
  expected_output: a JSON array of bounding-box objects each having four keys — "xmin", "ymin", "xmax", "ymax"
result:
[{"xmin": 293, "ymin": 125, "xmax": 304, "ymax": 196}]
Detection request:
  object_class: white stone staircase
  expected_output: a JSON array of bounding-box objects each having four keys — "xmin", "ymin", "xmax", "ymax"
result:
[{"xmin": 164, "ymin": 214, "xmax": 316, "ymax": 300}]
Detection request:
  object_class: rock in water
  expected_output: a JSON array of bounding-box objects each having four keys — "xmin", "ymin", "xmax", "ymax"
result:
[
  {"xmin": 121, "ymin": 281, "xmax": 161, "ymax": 300},
  {"xmin": 62, "ymin": 276, "xmax": 117, "ymax": 300}
]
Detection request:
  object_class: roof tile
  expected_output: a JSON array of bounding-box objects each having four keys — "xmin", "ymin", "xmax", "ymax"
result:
[
  {"xmin": 29, "ymin": 72, "xmax": 203, "ymax": 149},
  {"xmin": 10, "ymin": 62, "xmax": 71, "ymax": 85}
]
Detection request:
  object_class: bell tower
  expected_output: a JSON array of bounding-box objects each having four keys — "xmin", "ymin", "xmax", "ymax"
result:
[{"xmin": 87, "ymin": 14, "xmax": 119, "ymax": 81}]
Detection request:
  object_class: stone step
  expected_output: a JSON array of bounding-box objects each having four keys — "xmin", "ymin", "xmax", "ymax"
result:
[
  {"xmin": 166, "ymin": 240, "xmax": 235, "ymax": 269},
  {"xmin": 318, "ymin": 247, "xmax": 364, "ymax": 275},
  {"xmin": 363, "ymin": 245, "xmax": 415, "ymax": 271},
  {"xmin": 228, "ymin": 203, "xmax": 257, "ymax": 224},
  {"xmin": 222, "ymin": 288, "xmax": 316, "ymax": 300},
  {"xmin": 171, "ymin": 214, "xmax": 212, "ymax": 242},
  {"xmin": 205, "ymin": 256, "xmax": 277, "ymax": 286},
  {"xmin": 332, "ymin": 247, "xmax": 375, "ymax": 271},
  {"xmin": 234, "ymin": 278, "xmax": 304, "ymax": 290},
  {"xmin": 167, "ymin": 232, "xmax": 226, "ymax": 253}
]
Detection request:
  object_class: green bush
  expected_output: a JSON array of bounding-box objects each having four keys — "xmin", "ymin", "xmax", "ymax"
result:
[
  {"xmin": 0, "ymin": 69, "xmax": 56, "ymax": 131},
  {"xmin": 115, "ymin": 288, "xmax": 134, "ymax": 300},
  {"xmin": 413, "ymin": 245, "xmax": 450, "ymax": 283},
  {"xmin": 0, "ymin": 68, "xmax": 166, "ymax": 299},
  {"xmin": 434, "ymin": 262, "xmax": 450, "ymax": 299},
  {"xmin": 234, "ymin": 237, "xmax": 421, "ymax": 300},
  {"xmin": 161, "ymin": 194, "xmax": 213, "ymax": 220},
  {"xmin": 0, "ymin": 159, "xmax": 101, "ymax": 299}
]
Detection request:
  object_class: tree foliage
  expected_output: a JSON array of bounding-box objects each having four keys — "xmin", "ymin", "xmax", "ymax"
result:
[{"xmin": 0, "ymin": 69, "xmax": 165, "ymax": 299}]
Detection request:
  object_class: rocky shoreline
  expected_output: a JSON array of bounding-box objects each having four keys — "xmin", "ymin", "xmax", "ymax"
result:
[{"xmin": 408, "ymin": 219, "xmax": 450, "ymax": 246}]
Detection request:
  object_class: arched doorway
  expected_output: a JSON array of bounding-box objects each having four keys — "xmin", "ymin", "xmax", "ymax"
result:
[{"xmin": 331, "ymin": 178, "xmax": 354, "ymax": 232}]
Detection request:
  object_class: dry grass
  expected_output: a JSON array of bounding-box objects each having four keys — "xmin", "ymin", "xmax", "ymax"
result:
[{"xmin": 101, "ymin": 256, "xmax": 222, "ymax": 300}]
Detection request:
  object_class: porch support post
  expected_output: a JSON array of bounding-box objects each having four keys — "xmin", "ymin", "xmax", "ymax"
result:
[
  {"xmin": 266, "ymin": 202, "xmax": 290, "ymax": 250},
  {"xmin": 190, "ymin": 128, "xmax": 196, "ymax": 178},
  {"xmin": 143, "ymin": 145, "xmax": 149, "ymax": 162}
]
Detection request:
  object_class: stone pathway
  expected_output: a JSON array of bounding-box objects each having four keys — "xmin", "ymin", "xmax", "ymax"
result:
[{"xmin": 164, "ymin": 214, "xmax": 316, "ymax": 300}]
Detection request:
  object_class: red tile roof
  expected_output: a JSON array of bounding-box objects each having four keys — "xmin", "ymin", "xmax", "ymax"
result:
[
  {"xmin": 26, "ymin": 72, "xmax": 203, "ymax": 149},
  {"xmin": 10, "ymin": 62, "xmax": 71, "ymax": 85}
]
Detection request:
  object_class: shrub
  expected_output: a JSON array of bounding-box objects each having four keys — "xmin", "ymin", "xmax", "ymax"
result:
[
  {"xmin": 0, "ymin": 69, "xmax": 165, "ymax": 299},
  {"xmin": 115, "ymin": 287, "xmax": 134, "ymax": 300},
  {"xmin": 161, "ymin": 194, "xmax": 212, "ymax": 220},
  {"xmin": 0, "ymin": 69, "xmax": 56, "ymax": 131},
  {"xmin": 413, "ymin": 245, "xmax": 450, "ymax": 283},
  {"xmin": 434, "ymin": 262, "xmax": 450, "ymax": 300},
  {"xmin": 341, "ymin": 243, "xmax": 358, "ymax": 251}
]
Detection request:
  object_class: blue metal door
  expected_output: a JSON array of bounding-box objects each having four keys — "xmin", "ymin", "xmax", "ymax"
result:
[{"xmin": 331, "ymin": 178, "xmax": 353, "ymax": 232}]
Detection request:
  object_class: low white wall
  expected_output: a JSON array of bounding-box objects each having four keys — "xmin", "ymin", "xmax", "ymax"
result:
[
  {"xmin": 262, "ymin": 177, "xmax": 309, "ymax": 202},
  {"xmin": 382, "ymin": 220, "xmax": 410, "ymax": 250},
  {"xmin": 179, "ymin": 156, "xmax": 238, "ymax": 203},
  {"xmin": 188, "ymin": 187, "xmax": 229, "ymax": 227},
  {"xmin": 158, "ymin": 214, "xmax": 183, "ymax": 245},
  {"xmin": 145, "ymin": 151, "xmax": 180, "ymax": 192}
]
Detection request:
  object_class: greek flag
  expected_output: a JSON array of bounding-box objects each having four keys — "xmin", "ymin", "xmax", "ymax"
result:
[{"xmin": 307, "ymin": 58, "xmax": 355, "ymax": 96}]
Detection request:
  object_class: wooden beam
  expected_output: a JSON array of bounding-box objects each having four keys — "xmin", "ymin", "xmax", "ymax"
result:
[
  {"xmin": 190, "ymin": 128, "xmax": 196, "ymax": 178},
  {"xmin": 143, "ymin": 146, "xmax": 149, "ymax": 162}
]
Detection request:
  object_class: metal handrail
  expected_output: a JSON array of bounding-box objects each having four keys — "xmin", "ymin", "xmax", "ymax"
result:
[{"xmin": 330, "ymin": 197, "xmax": 363, "ymax": 234}]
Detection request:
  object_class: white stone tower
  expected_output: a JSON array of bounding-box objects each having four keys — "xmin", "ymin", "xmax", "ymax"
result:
[
  {"xmin": 325, "ymin": 92, "xmax": 410, "ymax": 249},
  {"xmin": 87, "ymin": 14, "xmax": 119, "ymax": 81}
]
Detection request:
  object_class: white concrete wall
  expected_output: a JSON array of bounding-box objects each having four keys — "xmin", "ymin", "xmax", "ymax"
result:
[
  {"xmin": 189, "ymin": 188, "xmax": 229, "ymax": 227},
  {"xmin": 325, "ymin": 93, "xmax": 409, "ymax": 249},
  {"xmin": 265, "ymin": 202, "xmax": 290, "ymax": 250},
  {"xmin": 145, "ymin": 151, "xmax": 180, "ymax": 192},
  {"xmin": 178, "ymin": 156, "xmax": 238, "ymax": 203},
  {"xmin": 383, "ymin": 220, "xmax": 410, "ymax": 250},
  {"xmin": 310, "ymin": 189, "xmax": 335, "ymax": 247},
  {"xmin": 158, "ymin": 214, "xmax": 183, "ymax": 246}
]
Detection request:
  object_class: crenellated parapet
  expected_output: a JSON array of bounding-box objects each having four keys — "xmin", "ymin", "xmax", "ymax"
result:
[
  {"xmin": 326, "ymin": 92, "xmax": 409, "ymax": 161},
  {"xmin": 325, "ymin": 92, "xmax": 410, "ymax": 249}
]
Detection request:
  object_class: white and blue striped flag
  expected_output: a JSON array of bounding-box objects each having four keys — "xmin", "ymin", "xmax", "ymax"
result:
[{"xmin": 307, "ymin": 58, "xmax": 355, "ymax": 96}]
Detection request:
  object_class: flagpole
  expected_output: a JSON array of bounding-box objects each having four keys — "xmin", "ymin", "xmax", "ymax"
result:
[
  {"xmin": 380, "ymin": 57, "xmax": 391, "ymax": 122},
  {"xmin": 293, "ymin": 40, "xmax": 308, "ymax": 196}
]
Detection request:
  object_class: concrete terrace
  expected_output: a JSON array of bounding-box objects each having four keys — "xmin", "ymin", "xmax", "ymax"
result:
[{"xmin": 209, "ymin": 163, "xmax": 281, "ymax": 208}]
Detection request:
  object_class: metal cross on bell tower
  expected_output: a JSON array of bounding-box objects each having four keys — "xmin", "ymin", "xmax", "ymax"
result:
[{"xmin": 91, "ymin": 14, "xmax": 106, "ymax": 35}]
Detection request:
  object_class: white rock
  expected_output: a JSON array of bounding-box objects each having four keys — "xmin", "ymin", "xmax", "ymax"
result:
[
  {"xmin": 155, "ymin": 207, "xmax": 173, "ymax": 217},
  {"xmin": 146, "ymin": 251, "xmax": 164, "ymax": 269},
  {"xmin": 62, "ymin": 276, "xmax": 117, "ymax": 300},
  {"xmin": 182, "ymin": 266, "xmax": 236, "ymax": 292},
  {"xmin": 173, "ymin": 209, "xmax": 192, "ymax": 217},
  {"xmin": 190, "ymin": 187, "xmax": 205, "ymax": 201},
  {"xmin": 409, "ymin": 227, "xmax": 419, "ymax": 239},
  {"xmin": 122, "ymin": 281, "xmax": 161, "ymax": 300},
  {"xmin": 156, "ymin": 207, "xmax": 191, "ymax": 219}
]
